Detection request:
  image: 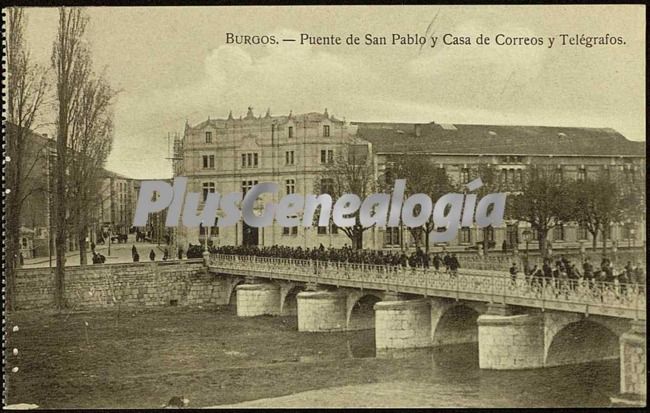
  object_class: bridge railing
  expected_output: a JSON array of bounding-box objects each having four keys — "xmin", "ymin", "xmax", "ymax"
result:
[{"xmin": 209, "ymin": 253, "xmax": 646, "ymax": 319}]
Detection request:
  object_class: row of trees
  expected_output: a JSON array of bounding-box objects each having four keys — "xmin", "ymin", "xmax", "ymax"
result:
[
  {"xmin": 6, "ymin": 7, "xmax": 115, "ymax": 310},
  {"xmin": 317, "ymin": 147, "xmax": 644, "ymax": 257}
]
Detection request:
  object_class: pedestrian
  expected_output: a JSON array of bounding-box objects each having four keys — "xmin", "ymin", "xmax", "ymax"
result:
[
  {"xmin": 163, "ymin": 247, "xmax": 169, "ymax": 261},
  {"xmin": 132, "ymin": 244, "xmax": 137, "ymax": 259},
  {"xmin": 509, "ymin": 262, "xmax": 518, "ymax": 283},
  {"xmin": 449, "ymin": 253, "xmax": 460, "ymax": 276},
  {"xmin": 133, "ymin": 252, "xmax": 140, "ymax": 262},
  {"xmin": 91, "ymin": 241, "xmax": 96, "ymax": 252},
  {"xmin": 178, "ymin": 247, "xmax": 184, "ymax": 260},
  {"xmin": 443, "ymin": 252, "xmax": 451, "ymax": 273},
  {"xmin": 432, "ymin": 253, "xmax": 442, "ymax": 271},
  {"xmin": 149, "ymin": 249, "xmax": 156, "ymax": 261}
]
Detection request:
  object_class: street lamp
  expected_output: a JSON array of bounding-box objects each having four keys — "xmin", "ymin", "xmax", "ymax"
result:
[{"xmin": 522, "ymin": 229, "xmax": 531, "ymax": 269}]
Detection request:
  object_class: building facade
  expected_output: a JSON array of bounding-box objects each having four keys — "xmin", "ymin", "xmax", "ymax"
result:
[
  {"xmin": 172, "ymin": 110, "xmax": 646, "ymax": 254},
  {"xmin": 355, "ymin": 121, "xmax": 646, "ymax": 253},
  {"xmin": 97, "ymin": 171, "xmax": 137, "ymax": 240},
  {"xmin": 174, "ymin": 107, "xmax": 365, "ymax": 249}
]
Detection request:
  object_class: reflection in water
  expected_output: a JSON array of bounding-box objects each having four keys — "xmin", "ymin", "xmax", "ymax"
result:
[{"xmin": 294, "ymin": 326, "xmax": 619, "ymax": 407}]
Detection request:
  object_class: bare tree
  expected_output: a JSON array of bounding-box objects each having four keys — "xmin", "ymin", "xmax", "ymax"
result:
[
  {"xmin": 316, "ymin": 143, "xmax": 375, "ymax": 250},
  {"xmin": 383, "ymin": 155, "xmax": 455, "ymax": 252},
  {"xmin": 470, "ymin": 164, "xmax": 499, "ymax": 254},
  {"xmin": 5, "ymin": 7, "xmax": 48, "ymax": 310},
  {"xmin": 52, "ymin": 7, "xmax": 90, "ymax": 309},
  {"xmin": 510, "ymin": 166, "xmax": 572, "ymax": 258},
  {"xmin": 68, "ymin": 76, "xmax": 115, "ymax": 265}
]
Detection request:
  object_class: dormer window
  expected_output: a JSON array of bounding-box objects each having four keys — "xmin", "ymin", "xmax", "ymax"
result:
[
  {"xmin": 288, "ymin": 126, "xmax": 294, "ymax": 139},
  {"xmin": 205, "ymin": 131, "xmax": 212, "ymax": 143},
  {"xmin": 323, "ymin": 125, "xmax": 330, "ymax": 137}
]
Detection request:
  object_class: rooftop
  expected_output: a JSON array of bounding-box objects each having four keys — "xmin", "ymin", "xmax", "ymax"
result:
[
  {"xmin": 189, "ymin": 108, "xmax": 343, "ymax": 130},
  {"xmin": 353, "ymin": 122, "xmax": 645, "ymax": 156}
]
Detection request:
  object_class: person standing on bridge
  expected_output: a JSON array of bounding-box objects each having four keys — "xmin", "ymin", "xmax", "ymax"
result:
[
  {"xmin": 432, "ymin": 253, "xmax": 442, "ymax": 272},
  {"xmin": 509, "ymin": 263, "xmax": 518, "ymax": 284},
  {"xmin": 443, "ymin": 252, "xmax": 451, "ymax": 273},
  {"xmin": 449, "ymin": 253, "xmax": 460, "ymax": 277},
  {"xmin": 583, "ymin": 259, "xmax": 594, "ymax": 286}
]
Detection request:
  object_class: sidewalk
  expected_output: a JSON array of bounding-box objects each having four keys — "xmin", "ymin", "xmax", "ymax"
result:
[{"xmin": 20, "ymin": 242, "xmax": 165, "ymax": 269}]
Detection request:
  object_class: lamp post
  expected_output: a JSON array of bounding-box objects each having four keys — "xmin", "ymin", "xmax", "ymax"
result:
[{"xmin": 522, "ymin": 229, "xmax": 531, "ymax": 269}]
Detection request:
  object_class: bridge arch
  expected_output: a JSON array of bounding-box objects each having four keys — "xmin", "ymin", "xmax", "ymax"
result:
[
  {"xmin": 347, "ymin": 293, "xmax": 383, "ymax": 330},
  {"xmin": 543, "ymin": 312, "xmax": 629, "ymax": 367},
  {"xmin": 280, "ymin": 283, "xmax": 305, "ymax": 316},
  {"xmin": 226, "ymin": 277, "xmax": 245, "ymax": 306},
  {"xmin": 431, "ymin": 300, "xmax": 485, "ymax": 347}
]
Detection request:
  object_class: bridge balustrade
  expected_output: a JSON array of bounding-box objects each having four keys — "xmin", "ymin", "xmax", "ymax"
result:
[{"xmin": 209, "ymin": 253, "xmax": 645, "ymax": 319}]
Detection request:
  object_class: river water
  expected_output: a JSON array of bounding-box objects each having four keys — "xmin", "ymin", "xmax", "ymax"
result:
[{"xmin": 217, "ymin": 321, "xmax": 619, "ymax": 408}]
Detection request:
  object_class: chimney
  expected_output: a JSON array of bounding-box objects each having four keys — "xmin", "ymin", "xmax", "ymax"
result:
[{"xmin": 414, "ymin": 124, "xmax": 421, "ymax": 137}]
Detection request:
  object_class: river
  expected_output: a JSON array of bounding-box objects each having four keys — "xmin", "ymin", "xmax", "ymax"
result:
[{"xmin": 214, "ymin": 322, "xmax": 619, "ymax": 408}]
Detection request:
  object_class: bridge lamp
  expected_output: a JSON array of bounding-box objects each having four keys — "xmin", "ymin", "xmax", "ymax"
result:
[{"xmin": 522, "ymin": 229, "xmax": 531, "ymax": 268}]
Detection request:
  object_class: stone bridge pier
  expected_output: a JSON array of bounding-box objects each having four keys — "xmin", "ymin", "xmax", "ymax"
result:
[{"xmin": 227, "ymin": 275, "xmax": 645, "ymax": 398}]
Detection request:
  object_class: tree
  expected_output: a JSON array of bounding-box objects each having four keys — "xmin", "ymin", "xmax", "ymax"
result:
[
  {"xmin": 470, "ymin": 163, "xmax": 499, "ymax": 254},
  {"xmin": 383, "ymin": 155, "xmax": 455, "ymax": 252},
  {"xmin": 6, "ymin": 7, "xmax": 48, "ymax": 310},
  {"xmin": 571, "ymin": 173, "xmax": 612, "ymax": 251},
  {"xmin": 52, "ymin": 7, "xmax": 90, "ymax": 309},
  {"xmin": 510, "ymin": 167, "xmax": 572, "ymax": 258},
  {"xmin": 316, "ymin": 142, "xmax": 375, "ymax": 250},
  {"xmin": 67, "ymin": 76, "xmax": 115, "ymax": 265}
]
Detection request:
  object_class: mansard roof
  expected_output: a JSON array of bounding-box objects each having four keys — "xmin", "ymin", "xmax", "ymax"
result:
[{"xmin": 354, "ymin": 122, "xmax": 645, "ymax": 157}]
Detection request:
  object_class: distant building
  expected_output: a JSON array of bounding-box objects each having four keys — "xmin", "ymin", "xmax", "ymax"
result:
[
  {"xmin": 9, "ymin": 122, "xmax": 140, "ymax": 258},
  {"xmin": 97, "ymin": 170, "xmax": 137, "ymax": 239},
  {"xmin": 355, "ymin": 121, "xmax": 646, "ymax": 252}
]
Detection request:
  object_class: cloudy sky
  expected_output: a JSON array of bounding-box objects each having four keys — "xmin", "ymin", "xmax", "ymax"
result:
[{"xmin": 22, "ymin": 5, "xmax": 645, "ymax": 179}]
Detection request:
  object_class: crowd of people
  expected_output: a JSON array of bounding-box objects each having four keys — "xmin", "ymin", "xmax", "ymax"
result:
[
  {"xmin": 97, "ymin": 236, "xmax": 645, "ymax": 290},
  {"xmin": 206, "ymin": 244, "xmax": 645, "ymax": 288},
  {"xmin": 518, "ymin": 256, "xmax": 646, "ymax": 288},
  {"xmin": 207, "ymin": 244, "xmax": 463, "ymax": 273}
]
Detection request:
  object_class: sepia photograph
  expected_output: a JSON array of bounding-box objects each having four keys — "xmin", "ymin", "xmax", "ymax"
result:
[{"xmin": 3, "ymin": 4, "xmax": 647, "ymax": 409}]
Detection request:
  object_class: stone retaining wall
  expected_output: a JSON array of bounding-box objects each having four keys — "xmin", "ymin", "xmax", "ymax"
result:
[{"xmin": 14, "ymin": 260, "xmax": 229, "ymax": 310}]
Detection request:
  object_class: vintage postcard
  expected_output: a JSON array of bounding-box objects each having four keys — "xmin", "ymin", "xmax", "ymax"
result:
[{"xmin": 3, "ymin": 4, "xmax": 646, "ymax": 409}]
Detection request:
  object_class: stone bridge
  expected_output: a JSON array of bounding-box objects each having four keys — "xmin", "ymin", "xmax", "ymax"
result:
[{"xmin": 209, "ymin": 253, "xmax": 646, "ymax": 398}]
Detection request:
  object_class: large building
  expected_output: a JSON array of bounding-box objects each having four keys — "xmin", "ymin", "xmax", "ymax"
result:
[
  {"xmin": 173, "ymin": 107, "xmax": 360, "ymax": 249},
  {"xmin": 173, "ymin": 109, "xmax": 646, "ymax": 253},
  {"xmin": 355, "ymin": 122, "xmax": 646, "ymax": 253}
]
